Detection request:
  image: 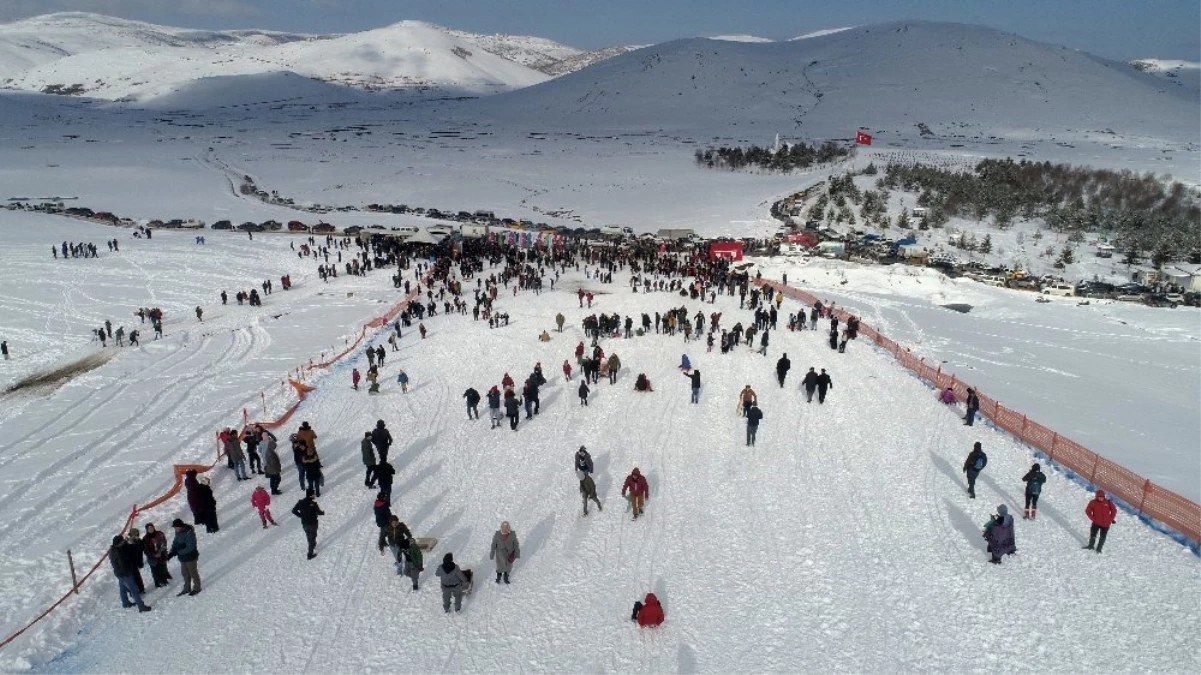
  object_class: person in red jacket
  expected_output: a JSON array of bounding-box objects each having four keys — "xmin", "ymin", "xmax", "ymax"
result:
[
  {"xmin": 1084, "ymin": 490, "xmax": 1117, "ymax": 553},
  {"xmin": 562, "ymin": 359, "xmax": 572, "ymax": 381},
  {"xmin": 575, "ymin": 341, "xmax": 585, "ymax": 365},
  {"xmin": 501, "ymin": 372, "xmax": 515, "ymax": 391},
  {"xmin": 352, "ymin": 368, "xmax": 361, "ymax": 391},
  {"xmin": 622, "ymin": 468, "xmax": 650, "ymax": 520},
  {"xmin": 634, "ymin": 593, "xmax": 664, "ymax": 627}
]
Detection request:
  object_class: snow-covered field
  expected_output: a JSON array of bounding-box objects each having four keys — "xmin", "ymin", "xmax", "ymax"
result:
[
  {"xmin": 0, "ymin": 223, "xmax": 1197, "ymax": 673},
  {"xmin": 756, "ymin": 258, "xmax": 1201, "ymax": 502}
]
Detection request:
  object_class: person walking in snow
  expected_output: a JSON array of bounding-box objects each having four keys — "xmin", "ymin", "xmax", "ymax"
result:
[
  {"xmin": 251, "ymin": 485, "xmax": 278, "ymax": 529},
  {"xmin": 683, "ymin": 369, "xmax": 701, "ymax": 403},
  {"xmin": 121, "ymin": 529, "xmax": 148, "ymax": 594},
  {"xmin": 504, "ymin": 390, "xmax": 522, "ymax": 430},
  {"xmin": 556, "ymin": 312, "xmax": 566, "ymax": 332},
  {"xmin": 607, "ymin": 353, "xmax": 622, "ymax": 385},
  {"xmin": 375, "ymin": 460, "xmax": 396, "ymax": 503},
  {"xmin": 738, "ymin": 385, "xmax": 757, "ymax": 417},
  {"xmin": 562, "ymin": 359, "xmax": 573, "ymax": 381},
  {"xmin": 142, "ymin": 523, "xmax": 171, "ymax": 588},
  {"xmin": 622, "ymin": 467, "xmax": 650, "ymax": 520},
  {"xmin": 983, "ymin": 504, "xmax": 1016, "ymax": 564},
  {"xmin": 291, "ymin": 489, "xmax": 325, "ymax": 560},
  {"xmin": 962, "ymin": 442, "xmax": 988, "ymax": 499},
  {"xmin": 802, "ymin": 367, "xmax": 818, "ymax": 402},
  {"xmin": 758, "ymin": 329, "xmax": 769, "ymax": 356},
  {"xmin": 490, "ymin": 521, "xmax": 520, "ymax": 584},
  {"xmin": 361, "ymin": 432, "xmax": 378, "ymax": 488},
  {"xmin": 167, "ymin": 519, "xmax": 201, "ymax": 597},
  {"xmin": 380, "ymin": 514, "xmax": 413, "ymax": 576},
  {"xmin": 463, "ymin": 387, "xmax": 481, "ymax": 420},
  {"xmin": 775, "ymin": 353, "xmax": 791, "ymax": 387},
  {"xmin": 815, "ymin": 368, "xmax": 832, "ymax": 403},
  {"xmin": 578, "ymin": 379, "xmax": 590, "ymax": 406},
  {"xmin": 404, "ymin": 536, "xmax": 424, "ymax": 591},
  {"xmin": 371, "ymin": 419, "xmax": 393, "ymax": 463},
  {"xmin": 396, "ymin": 369, "xmax": 410, "ymax": 393},
  {"xmin": 352, "ymin": 368, "xmax": 361, "ymax": 391},
  {"xmin": 575, "ymin": 446, "xmax": 593, "ymax": 486},
  {"xmin": 110, "ymin": 535, "xmax": 152, "ymax": 612},
  {"xmin": 581, "ymin": 474, "xmax": 603, "ymax": 516},
  {"xmin": 1084, "ymin": 490, "xmax": 1117, "ymax": 553},
  {"xmin": 964, "ymin": 387, "xmax": 980, "ymax": 426},
  {"xmin": 295, "ymin": 421, "xmax": 317, "ymax": 456},
  {"xmin": 487, "ymin": 385, "xmax": 503, "ymax": 428},
  {"xmin": 436, "ymin": 553, "xmax": 469, "ymax": 613},
  {"xmin": 1022, "ymin": 463, "xmax": 1046, "ymax": 519},
  {"xmin": 746, "ymin": 402, "xmax": 763, "ymax": 447}
]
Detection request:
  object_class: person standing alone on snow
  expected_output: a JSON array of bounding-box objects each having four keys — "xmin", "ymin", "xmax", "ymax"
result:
[
  {"xmin": 490, "ymin": 521, "xmax": 520, "ymax": 584},
  {"xmin": 962, "ymin": 442, "xmax": 987, "ymax": 499},
  {"xmin": 622, "ymin": 467, "xmax": 650, "ymax": 520},
  {"xmin": 964, "ymin": 387, "xmax": 980, "ymax": 426},
  {"xmin": 775, "ymin": 353, "xmax": 790, "ymax": 387},
  {"xmin": 683, "ymin": 369, "xmax": 701, "ymax": 403},
  {"xmin": 463, "ymin": 387, "xmax": 480, "ymax": 420},
  {"xmin": 292, "ymin": 489, "xmax": 325, "ymax": 560},
  {"xmin": 436, "ymin": 553, "xmax": 469, "ymax": 613},
  {"xmin": 251, "ymin": 485, "xmax": 278, "ymax": 528},
  {"xmin": 1022, "ymin": 463, "xmax": 1046, "ymax": 519},
  {"xmin": 983, "ymin": 504, "xmax": 1016, "ymax": 564},
  {"xmin": 1084, "ymin": 490, "xmax": 1117, "ymax": 553}
]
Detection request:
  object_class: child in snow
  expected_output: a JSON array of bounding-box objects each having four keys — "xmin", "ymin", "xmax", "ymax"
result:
[
  {"xmin": 632, "ymin": 593, "xmax": 664, "ymax": 627},
  {"xmin": 251, "ymin": 486, "xmax": 278, "ymax": 529},
  {"xmin": 396, "ymin": 370, "xmax": 409, "ymax": 393}
]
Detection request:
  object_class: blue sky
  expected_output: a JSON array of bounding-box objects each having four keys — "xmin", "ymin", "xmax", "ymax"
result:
[{"xmin": 4, "ymin": 0, "xmax": 1199, "ymax": 61}]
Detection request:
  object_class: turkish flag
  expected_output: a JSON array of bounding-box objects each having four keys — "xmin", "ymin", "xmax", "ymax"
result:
[{"xmin": 855, "ymin": 130, "xmax": 872, "ymax": 146}]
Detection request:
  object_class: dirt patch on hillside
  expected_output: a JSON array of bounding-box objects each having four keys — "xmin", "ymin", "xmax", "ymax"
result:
[{"xmin": 3, "ymin": 351, "xmax": 117, "ymax": 396}]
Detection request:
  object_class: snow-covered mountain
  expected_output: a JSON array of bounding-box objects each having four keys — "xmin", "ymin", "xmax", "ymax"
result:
[
  {"xmin": 0, "ymin": 13, "xmax": 551, "ymax": 101},
  {"xmin": 445, "ymin": 28, "xmax": 582, "ymax": 74},
  {"xmin": 471, "ymin": 20, "xmax": 1200, "ymax": 150}
]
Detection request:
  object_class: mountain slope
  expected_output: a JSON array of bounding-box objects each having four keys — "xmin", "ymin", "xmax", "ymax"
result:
[
  {"xmin": 469, "ymin": 20, "xmax": 1200, "ymax": 149},
  {"xmin": 0, "ymin": 13, "xmax": 548, "ymax": 101}
]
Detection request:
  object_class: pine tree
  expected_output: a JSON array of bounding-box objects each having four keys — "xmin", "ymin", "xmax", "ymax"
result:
[{"xmin": 979, "ymin": 234, "xmax": 993, "ymax": 254}]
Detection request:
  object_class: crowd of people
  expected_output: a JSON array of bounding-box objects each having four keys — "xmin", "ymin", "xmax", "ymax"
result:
[{"xmin": 102, "ymin": 230, "xmax": 1120, "ymax": 628}]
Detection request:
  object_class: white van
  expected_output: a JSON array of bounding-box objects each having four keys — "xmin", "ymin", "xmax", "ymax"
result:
[
  {"xmin": 1042, "ymin": 282, "xmax": 1075, "ymax": 296},
  {"xmin": 601, "ymin": 225, "xmax": 634, "ymax": 237},
  {"xmin": 980, "ymin": 275, "xmax": 1007, "ymax": 287},
  {"xmin": 461, "ymin": 223, "xmax": 488, "ymax": 239}
]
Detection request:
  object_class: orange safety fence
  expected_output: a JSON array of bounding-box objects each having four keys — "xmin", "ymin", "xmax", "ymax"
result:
[
  {"xmin": 0, "ymin": 275, "xmax": 429, "ymax": 653},
  {"xmin": 758, "ymin": 278, "xmax": 1201, "ymax": 549}
]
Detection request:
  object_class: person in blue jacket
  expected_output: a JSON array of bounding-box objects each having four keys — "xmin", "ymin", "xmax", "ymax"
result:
[{"xmin": 984, "ymin": 504, "xmax": 1016, "ymax": 564}]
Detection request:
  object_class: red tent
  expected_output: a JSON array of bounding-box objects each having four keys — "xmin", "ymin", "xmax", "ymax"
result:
[{"xmin": 709, "ymin": 241, "xmax": 744, "ymax": 261}]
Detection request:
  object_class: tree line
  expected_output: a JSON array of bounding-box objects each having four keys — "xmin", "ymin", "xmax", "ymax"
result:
[
  {"xmin": 695, "ymin": 142, "xmax": 850, "ymax": 173},
  {"xmin": 880, "ymin": 158, "xmax": 1201, "ymax": 263}
]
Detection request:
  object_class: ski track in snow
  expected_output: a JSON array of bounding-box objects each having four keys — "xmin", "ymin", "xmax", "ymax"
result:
[{"xmin": 0, "ymin": 229, "xmax": 1193, "ymax": 673}]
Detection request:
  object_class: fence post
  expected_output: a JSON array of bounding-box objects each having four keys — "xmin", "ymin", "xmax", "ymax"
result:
[
  {"xmin": 1137, "ymin": 479, "xmax": 1152, "ymax": 516},
  {"xmin": 1021, "ymin": 415, "xmax": 1028, "ymax": 435},
  {"xmin": 1047, "ymin": 432, "xmax": 1058, "ymax": 461},
  {"xmin": 1088, "ymin": 448, "xmax": 1099, "ymax": 484},
  {"xmin": 67, "ymin": 550, "xmax": 79, "ymax": 594}
]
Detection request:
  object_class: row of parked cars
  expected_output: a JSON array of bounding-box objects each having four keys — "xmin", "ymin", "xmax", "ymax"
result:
[{"xmin": 1074, "ymin": 281, "xmax": 1197, "ymax": 307}]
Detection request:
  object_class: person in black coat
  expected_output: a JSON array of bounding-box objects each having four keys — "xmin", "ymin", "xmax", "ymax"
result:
[
  {"xmin": 504, "ymin": 391, "xmax": 522, "ymax": 430},
  {"xmin": 964, "ymin": 388, "xmax": 980, "ymax": 426},
  {"xmin": 463, "ymin": 388, "xmax": 481, "ymax": 420},
  {"xmin": 962, "ymin": 442, "xmax": 988, "ymax": 499},
  {"xmin": 292, "ymin": 490, "xmax": 325, "ymax": 560},
  {"xmin": 578, "ymin": 380, "xmax": 590, "ymax": 406},
  {"xmin": 121, "ymin": 530, "xmax": 148, "ymax": 594},
  {"xmin": 828, "ymin": 327, "xmax": 839, "ymax": 350},
  {"xmin": 801, "ymin": 367, "xmax": 819, "ymax": 402},
  {"xmin": 683, "ymin": 369, "xmax": 701, "ymax": 403},
  {"xmin": 1021, "ymin": 463, "xmax": 1047, "ymax": 519},
  {"xmin": 371, "ymin": 420, "xmax": 393, "ymax": 462},
  {"xmin": 815, "ymin": 369, "xmax": 832, "ymax": 404},
  {"xmin": 186, "ymin": 474, "xmax": 218, "ymax": 533},
  {"xmin": 775, "ymin": 354, "xmax": 791, "ymax": 387},
  {"xmin": 110, "ymin": 535, "xmax": 151, "ymax": 612},
  {"xmin": 375, "ymin": 461, "xmax": 396, "ymax": 503},
  {"xmin": 746, "ymin": 402, "xmax": 764, "ymax": 447}
]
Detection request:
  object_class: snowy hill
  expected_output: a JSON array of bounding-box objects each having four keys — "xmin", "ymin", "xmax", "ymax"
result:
[
  {"xmin": 446, "ymin": 29, "xmax": 583, "ymax": 74},
  {"xmin": 0, "ymin": 13, "xmax": 549, "ymax": 101},
  {"xmin": 1131, "ymin": 58, "xmax": 1201, "ymax": 93},
  {"xmin": 471, "ymin": 20, "xmax": 1199, "ymax": 151}
]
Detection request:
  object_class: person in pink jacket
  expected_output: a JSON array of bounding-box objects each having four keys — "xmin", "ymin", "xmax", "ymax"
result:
[{"xmin": 251, "ymin": 486, "xmax": 278, "ymax": 529}]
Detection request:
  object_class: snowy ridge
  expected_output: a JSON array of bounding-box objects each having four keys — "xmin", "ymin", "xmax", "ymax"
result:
[
  {"xmin": 471, "ymin": 20, "xmax": 1198, "ymax": 153},
  {"xmin": 0, "ymin": 13, "xmax": 549, "ymax": 101}
]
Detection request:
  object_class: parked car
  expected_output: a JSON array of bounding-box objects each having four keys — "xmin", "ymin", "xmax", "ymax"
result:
[
  {"xmin": 237, "ymin": 222, "xmax": 262, "ymax": 232},
  {"xmin": 287, "ymin": 220, "xmax": 308, "ymax": 232},
  {"xmin": 344, "ymin": 225, "xmax": 364, "ymax": 235},
  {"xmin": 1042, "ymin": 282, "xmax": 1075, "ymax": 297},
  {"xmin": 311, "ymin": 222, "xmax": 335, "ymax": 233},
  {"xmin": 212, "ymin": 220, "xmax": 233, "ymax": 230}
]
